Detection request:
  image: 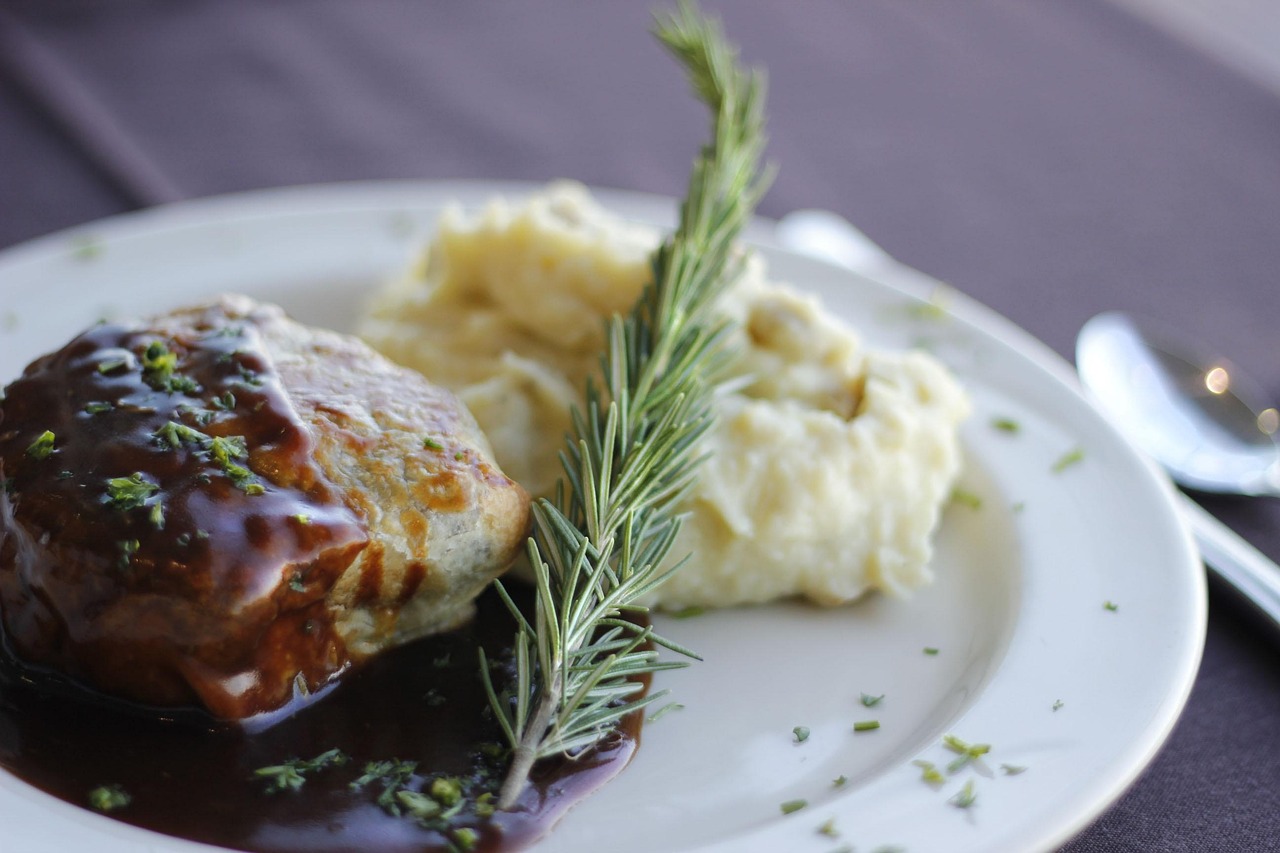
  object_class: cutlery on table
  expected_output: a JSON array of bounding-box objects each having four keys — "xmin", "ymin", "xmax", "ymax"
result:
[{"xmin": 1077, "ymin": 312, "xmax": 1280, "ymax": 629}]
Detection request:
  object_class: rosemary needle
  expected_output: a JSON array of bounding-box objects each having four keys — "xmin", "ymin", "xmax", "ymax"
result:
[{"xmin": 482, "ymin": 1, "xmax": 770, "ymax": 810}]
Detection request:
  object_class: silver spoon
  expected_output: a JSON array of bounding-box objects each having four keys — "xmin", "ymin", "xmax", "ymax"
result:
[
  {"xmin": 775, "ymin": 209, "xmax": 1280, "ymax": 629},
  {"xmin": 1077, "ymin": 312, "xmax": 1280, "ymax": 497},
  {"xmin": 1077, "ymin": 312, "xmax": 1280, "ymax": 627}
]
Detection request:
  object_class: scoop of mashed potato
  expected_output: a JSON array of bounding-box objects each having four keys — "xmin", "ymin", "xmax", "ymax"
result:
[{"xmin": 359, "ymin": 182, "xmax": 969, "ymax": 608}]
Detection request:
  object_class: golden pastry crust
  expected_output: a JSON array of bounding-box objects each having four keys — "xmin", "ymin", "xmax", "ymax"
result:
[{"xmin": 257, "ymin": 297, "xmax": 530, "ymax": 655}]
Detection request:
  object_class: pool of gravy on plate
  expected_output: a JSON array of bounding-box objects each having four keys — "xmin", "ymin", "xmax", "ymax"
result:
[{"xmin": 0, "ymin": 583, "xmax": 645, "ymax": 853}]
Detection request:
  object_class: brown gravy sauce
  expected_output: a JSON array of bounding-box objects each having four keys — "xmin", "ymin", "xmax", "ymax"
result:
[
  {"xmin": 0, "ymin": 307, "xmax": 367, "ymax": 718},
  {"xmin": 0, "ymin": 583, "xmax": 645, "ymax": 852}
]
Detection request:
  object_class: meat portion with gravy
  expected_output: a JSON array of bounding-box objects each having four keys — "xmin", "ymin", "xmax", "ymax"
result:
[{"xmin": 0, "ymin": 296, "xmax": 529, "ymax": 721}]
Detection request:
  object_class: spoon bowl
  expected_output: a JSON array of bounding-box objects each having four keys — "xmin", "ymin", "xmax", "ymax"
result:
[{"xmin": 1076, "ymin": 311, "xmax": 1280, "ymax": 497}]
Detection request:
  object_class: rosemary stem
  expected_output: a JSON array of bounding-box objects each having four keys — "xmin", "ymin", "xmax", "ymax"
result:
[
  {"xmin": 497, "ymin": 680, "xmax": 561, "ymax": 810},
  {"xmin": 483, "ymin": 0, "xmax": 768, "ymax": 809}
]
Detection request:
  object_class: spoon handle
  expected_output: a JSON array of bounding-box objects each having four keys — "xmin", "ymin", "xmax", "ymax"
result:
[{"xmin": 1181, "ymin": 495, "xmax": 1280, "ymax": 628}]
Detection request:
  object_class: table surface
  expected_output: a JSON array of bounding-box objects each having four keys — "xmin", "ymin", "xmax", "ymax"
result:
[{"xmin": 0, "ymin": 2, "xmax": 1277, "ymax": 851}]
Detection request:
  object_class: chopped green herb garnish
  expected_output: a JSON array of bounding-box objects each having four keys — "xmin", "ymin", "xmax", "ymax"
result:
[
  {"xmin": 166, "ymin": 374, "xmax": 199, "ymax": 394},
  {"xmin": 288, "ymin": 572, "xmax": 306, "ymax": 593},
  {"xmin": 106, "ymin": 473, "xmax": 158, "ymax": 511},
  {"xmin": 149, "ymin": 501, "xmax": 165, "ymax": 530},
  {"xmin": 25, "ymin": 430, "xmax": 56, "ymax": 460},
  {"xmin": 350, "ymin": 759, "xmax": 418, "ymax": 815},
  {"xmin": 153, "ymin": 421, "xmax": 205, "ymax": 449},
  {"xmin": 454, "ymin": 827, "xmax": 480, "ymax": 851},
  {"xmin": 453, "ymin": 451, "xmax": 465, "ymax": 461},
  {"xmin": 293, "ymin": 513, "xmax": 311, "ymax": 525},
  {"xmin": 474, "ymin": 792, "xmax": 496, "ymax": 818},
  {"xmin": 949, "ymin": 779, "xmax": 977, "ymax": 809},
  {"xmin": 1052, "ymin": 446, "xmax": 1085, "ymax": 473},
  {"xmin": 430, "ymin": 776, "xmax": 463, "ymax": 807},
  {"xmin": 832, "ymin": 775, "xmax": 848, "ymax": 788},
  {"xmin": 235, "ymin": 363, "xmax": 264, "ymax": 386},
  {"xmin": 1104, "ymin": 601, "xmax": 1119, "ymax": 612},
  {"xmin": 780, "ymin": 799, "xmax": 808, "ymax": 815},
  {"xmin": 422, "ymin": 437, "xmax": 444, "ymax": 451},
  {"xmin": 853, "ymin": 720, "xmax": 880, "ymax": 732},
  {"xmin": 178, "ymin": 403, "xmax": 217, "ymax": 426},
  {"xmin": 212, "ymin": 391, "xmax": 237, "ymax": 411},
  {"xmin": 97, "ymin": 356, "xmax": 130, "ymax": 375},
  {"xmin": 991, "ymin": 417, "xmax": 1021, "ymax": 433},
  {"xmin": 155, "ymin": 424, "xmax": 263, "ymax": 491},
  {"xmin": 1012, "ymin": 500, "xmax": 1026, "ymax": 513},
  {"xmin": 950, "ymin": 488, "xmax": 982, "ymax": 509},
  {"xmin": 140, "ymin": 341, "xmax": 199, "ymax": 394},
  {"xmin": 142, "ymin": 341, "xmax": 176, "ymax": 372},
  {"xmin": 942, "ymin": 734, "xmax": 985, "ymax": 754},
  {"xmin": 223, "ymin": 461, "xmax": 251, "ymax": 481},
  {"xmin": 1000, "ymin": 763, "xmax": 1028, "ymax": 775},
  {"xmin": 254, "ymin": 748, "xmax": 348, "ymax": 794},
  {"xmin": 116, "ymin": 539, "xmax": 140, "ymax": 570},
  {"xmin": 84, "ymin": 401, "xmax": 114, "ymax": 415},
  {"xmin": 860, "ymin": 692, "xmax": 884, "ymax": 707},
  {"xmin": 208, "ymin": 435, "xmax": 248, "ymax": 465},
  {"xmin": 817, "ymin": 818, "xmax": 839, "ymax": 837},
  {"xmin": 912, "ymin": 759, "xmax": 945, "ymax": 786},
  {"xmin": 906, "ymin": 298, "xmax": 949, "ymax": 322},
  {"xmin": 793, "ymin": 726, "xmax": 811, "ymax": 743},
  {"xmin": 88, "ymin": 784, "xmax": 130, "ymax": 812},
  {"xmin": 71, "ymin": 235, "xmax": 103, "ymax": 261},
  {"xmin": 923, "ymin": 647, "xmax": 939, "ymax": 656},
  {"xmin": 1052, "ymin": 699, "xmax": 1064, "ymax": 711},
  {"xmin": 351, "ymin": 759, "xmax": 417, "ymax": 790},
  {"xmin": 394, "ymin": 789, "xmax": 440, "ymax": 820},
  {"xmin": 942, "ymin": 734, "xmax": 990, "ymax": 772}
]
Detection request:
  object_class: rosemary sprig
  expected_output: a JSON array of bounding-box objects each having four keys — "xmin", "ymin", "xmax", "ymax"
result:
[{"xmin": 482, "ymin": 1, "xmax": 770, "ymax": 810}]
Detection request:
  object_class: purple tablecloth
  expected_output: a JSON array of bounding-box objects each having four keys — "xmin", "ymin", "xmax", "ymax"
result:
[{"xmin": 1, "ymin": 1, "xmax": 1277, "ymax": 850}]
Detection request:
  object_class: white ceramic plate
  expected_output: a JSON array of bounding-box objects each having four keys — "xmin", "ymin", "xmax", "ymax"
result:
[{"xmin": 0, "ymin": 182, "xmax": 1205, "ymax": 853}]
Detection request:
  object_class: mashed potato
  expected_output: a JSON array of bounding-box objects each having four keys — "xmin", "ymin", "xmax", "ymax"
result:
[{"xmin": 359, "ymin": 182, "xmax": 969, "ymax": 608}]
